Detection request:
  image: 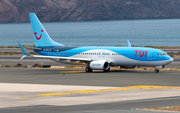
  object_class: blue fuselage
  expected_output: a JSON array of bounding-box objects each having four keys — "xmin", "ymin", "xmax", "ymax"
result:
[{"xmin": 34, "ymin": 46, "xmax": 173, "ymax": 67}]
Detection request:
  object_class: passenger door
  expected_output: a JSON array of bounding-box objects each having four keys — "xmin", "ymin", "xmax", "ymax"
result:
[{"xmin": 148, "ymin": 51, "xmax": 153, "ymax": 60}]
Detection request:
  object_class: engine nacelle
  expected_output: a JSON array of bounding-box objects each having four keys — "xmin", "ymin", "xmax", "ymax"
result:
[
  {"xmin": 90, "ymin": 60, "xmax": 109, "ymax": 70},
  {"xmin": 120, "ymin": 66, "xmax": 137, "ymax": 69}
]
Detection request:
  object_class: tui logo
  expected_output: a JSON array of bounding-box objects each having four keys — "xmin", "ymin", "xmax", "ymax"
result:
[
  {"xmin": 34, "ymin": 30, "xmax": 43, "ymax": 40},
  {"xmin": 135, "ymin": 50, "xmax": 148, "ymax": 57}
]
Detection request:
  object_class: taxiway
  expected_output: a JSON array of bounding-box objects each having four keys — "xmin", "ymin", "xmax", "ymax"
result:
[
  {"xmin": 0, "ymin": 53, "xmax": 180, "ymax": 113},
  {"xmin": 0, "ymin": 68, "xmax": 180, "ymax": 113}
]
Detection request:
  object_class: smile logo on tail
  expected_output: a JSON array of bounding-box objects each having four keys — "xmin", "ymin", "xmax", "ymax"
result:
[{"xmin": 34, "ymin": 30, "xmax": 43, "ymax": 40}]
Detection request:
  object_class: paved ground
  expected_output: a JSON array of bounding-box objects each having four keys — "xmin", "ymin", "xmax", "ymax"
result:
[
  {"xmin": 0, "ymin": 68, "xmax": 180, "ymax": 113},
  {"xmin": 162, "ymin": 49, "xmax": 180, "ymax": 53},
  {"xmin": 1, "ymin": 96, "xmax": 180, "ymax": 113},
  {"xmin": 0, "ymin": 68, "xmax": 180, "ymax": 86},
  {"xmin": 0, "ymin": 56, "xmax": 74, "ymax": 66}
]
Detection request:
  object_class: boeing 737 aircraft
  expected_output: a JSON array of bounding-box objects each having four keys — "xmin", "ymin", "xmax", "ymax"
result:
[{"xmin": 19, "ymin": 13, "xmax": 173, "ymax": 73}]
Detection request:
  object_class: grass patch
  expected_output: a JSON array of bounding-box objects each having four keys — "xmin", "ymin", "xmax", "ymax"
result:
[{"xmin": 138, "ymin": 106, "xmax": 180, "ymax": 112}]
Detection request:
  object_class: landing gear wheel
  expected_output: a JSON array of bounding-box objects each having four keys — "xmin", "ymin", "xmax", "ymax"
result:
[
  {"xmin": 104, "ymin": 67, "xmax": 110, "ymax": 72},
  {"xmin": 85, "ymin": 67, "xmax": 92, "ymax": 72},
  {"xmin": 155, "ymin": 69, "xmax": 159, "ymax": 73}
]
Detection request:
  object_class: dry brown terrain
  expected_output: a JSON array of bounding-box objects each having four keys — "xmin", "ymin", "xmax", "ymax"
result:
[
  {"xmin": 139, "ymin": 106, "xmax": 180, "ymax": 112},
  {"xmin": 1, "ymin": 0, "xmax": 180, "ymax": 23}
]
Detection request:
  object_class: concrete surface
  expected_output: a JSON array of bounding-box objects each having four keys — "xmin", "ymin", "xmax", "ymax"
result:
[
  {"xmin": 0, "ymin": 68, "xmax": 180, "ymax": 86},
  {"xmin": 0, "ymin": 65, "xmax": 180, "ymax": 113}
]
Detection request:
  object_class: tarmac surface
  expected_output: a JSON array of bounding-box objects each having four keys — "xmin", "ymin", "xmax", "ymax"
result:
[
  {"xmin": 0, "ymin": 68, "xmax": 180, "ymax": 113},
  {"xmin": 1, "ymin": 96, "xmax": 180, "ymax": 113},
  {"xmin": 0, "ymin": 68, "xmax": 180, "ymax": 86},
  {"xmin": 0, "ymin": 54, "xmax": 180, "ymax": 113}
]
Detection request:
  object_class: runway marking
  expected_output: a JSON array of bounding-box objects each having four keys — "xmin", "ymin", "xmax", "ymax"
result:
[
  {"xmin": 127, "ymin": 85, "xmax": 180, "ymax": 89},
  {"xmin": 16, "ymin": 85, "xmax": 180, "ymax": 99}
]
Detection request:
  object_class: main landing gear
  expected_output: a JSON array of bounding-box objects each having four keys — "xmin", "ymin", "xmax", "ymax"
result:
[
  {"xmin": 155, "ymin": 69, "xmax": 159, "ymax": 73},
  {"xmin": 85, "ymin": 67, "xmax": 110, "ymax": 72},
  {"xmin": 85, "ymin": 67, "xmax": 92, "ymax": 72},
  {"xmin": 104, "ymin": 67, "xmax": 110, "ymax": 72}
]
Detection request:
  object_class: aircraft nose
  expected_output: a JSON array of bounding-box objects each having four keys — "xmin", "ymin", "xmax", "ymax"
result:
[
  {"xmin": 166, "ymin": 58, "xmax": 173, "ymax": 64},
  {"xmin": 164, "ymin": 57, "xmax": 173, "ymax": 65},
  {"xmin": 169, "ymin": 58, "xmax": 174, "ymax": 63}
]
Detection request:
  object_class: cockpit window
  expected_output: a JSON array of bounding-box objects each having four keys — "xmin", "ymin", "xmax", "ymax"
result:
[{"xmin": 157, "ymin": 53, "xmax": 167, "ymax": 56}]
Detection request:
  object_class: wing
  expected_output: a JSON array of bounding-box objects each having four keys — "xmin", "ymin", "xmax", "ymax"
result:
[
  {"xmin": 33, "ymin": 55, "xmax": 92, "ymax": 62},
  {"xmin": 18, "ymin": 43, "xmax": 112, "ymax": 64}
]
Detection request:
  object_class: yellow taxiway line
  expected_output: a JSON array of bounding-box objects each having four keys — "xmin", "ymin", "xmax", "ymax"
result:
[{"xmin": 16, "ymin": 85, "xmax": 180, "ymax": 99}]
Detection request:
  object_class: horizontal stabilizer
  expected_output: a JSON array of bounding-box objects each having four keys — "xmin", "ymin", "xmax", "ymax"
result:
[{"xmin": 18, "ymin": 43, "xmax": 28, "ymax": 60}]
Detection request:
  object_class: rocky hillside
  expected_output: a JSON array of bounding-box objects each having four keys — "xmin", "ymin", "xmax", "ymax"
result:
[{"xmin": 1, "ymin": 0, "xmax": 180, "ymax": 23}]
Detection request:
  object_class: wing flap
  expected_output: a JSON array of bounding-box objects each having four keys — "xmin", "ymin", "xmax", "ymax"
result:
[{"xmin": 33, "ymin": 55, "xmax": 92, "ymax": 62}]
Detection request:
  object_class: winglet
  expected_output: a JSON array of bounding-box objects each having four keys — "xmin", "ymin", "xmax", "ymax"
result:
[
  {"xmin": 18, "ymin": 43, "xmax": 28, "ymax": 60},
  {"xmin": 127, "ymin": 40, "xmax": 132, "ymax": 47}
]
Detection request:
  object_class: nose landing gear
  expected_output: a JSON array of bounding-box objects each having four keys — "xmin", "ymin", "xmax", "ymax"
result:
[{"xmin": 154, "ymin": 66, "xmax": 163, "ymax": 73}]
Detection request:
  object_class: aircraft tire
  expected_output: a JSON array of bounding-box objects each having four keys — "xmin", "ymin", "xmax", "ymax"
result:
[
  {"xmin": 85, "ymin": 67, "xmax": 92, "ymax": 72},
  {"xmin": 104, "ymin": 67, "xmax": 110, "ymax": 72},
  {"xmin": 155, "ymin": 69, "xmax": 159, "ymax": 73}
]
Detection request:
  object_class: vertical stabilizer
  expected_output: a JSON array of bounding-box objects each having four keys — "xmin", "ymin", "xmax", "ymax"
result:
[{"xmin": 29, "ymin": 13, "xmax": 64, "ymax": 47}]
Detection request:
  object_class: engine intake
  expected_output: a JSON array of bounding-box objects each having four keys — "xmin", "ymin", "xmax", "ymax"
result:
[{"xmin": 90, "ymin": 60, "xmax": 109, "ymax": 70}]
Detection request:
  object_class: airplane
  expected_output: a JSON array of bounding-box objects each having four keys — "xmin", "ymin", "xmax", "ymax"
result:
[{"xmin": 19, "ymin": 13, "xmax": 173, "ymax": 73}]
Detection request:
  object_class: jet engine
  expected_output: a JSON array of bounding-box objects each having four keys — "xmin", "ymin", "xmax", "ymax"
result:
[{"xmin": 89, "ymin": 60, "xmax": 109, "ymax": 70}]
